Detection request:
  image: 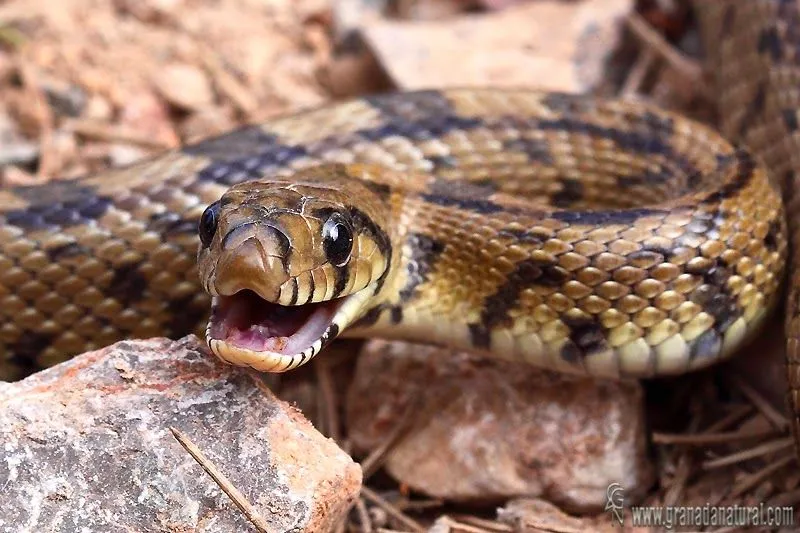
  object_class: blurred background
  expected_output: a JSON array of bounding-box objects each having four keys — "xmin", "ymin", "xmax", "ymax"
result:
[{"xmin": 0, "ymin": 0, "xmax": 702, "ymax": 186}]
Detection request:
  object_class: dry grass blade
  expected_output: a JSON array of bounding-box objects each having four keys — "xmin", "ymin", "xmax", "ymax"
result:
[
  {"xmin": 355, "ymin": 497, "xmax": 373, "ymax": 533},
  {"xmin": 169, "ymin": 427, "xmax": 270, "ymax": 533},
  {"xmin": 662, "ymin": 403, "xmax": 704, "ymax": 507},
  {"xmin": 625, "ymin": 12, "xmax": 705, "ymax": 92},
  {"xmin": 65, "ymin": 119, "xmax": 174, "ymax": 150},
  {"xmin": 730, "ymin": 454, "xmax": 796, "ymax": 498},
  {"xmin": 432, "ymin": 516, "xmax": 499, "ymax": 533},
  {"xmin": 769, "ymin": 487, "xmax": 800, "ymax": 507},
  {"xmin": 702, "ymin": 437, "xmax": 795, "ymax": 469},
  {"xmin": 314, "ymin": 356, "xmax": 340, "ymax": 442},
  {"xmin": 450, "ymin": 515, "xmax": 513, "ymax": 532},
  {"xmin": 653, "ymin": 426, "xmax": 777, "ymax": 446},
  {"xmin": 621, "ymin": 49, "xmax": 656, "ymax": 97},
  {"xmin": 729, "ymin": 375, "xmax": 788, "ymax": 431},
  {"xmin": 360, "ymin": 486, "xmax": 425, "ymax": 533},
  {"xmin": 360, "ymin": 397, "xmax": 419, "ymax": 480},
  {"xmin": 662, "ymin": 440, "xmax": 693, "ymax": 507},
  {"xmin": 703, "ymin": 404, "xmax": 754, "ymax": 433}
]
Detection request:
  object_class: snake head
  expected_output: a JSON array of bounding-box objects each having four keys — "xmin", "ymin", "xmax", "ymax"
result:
[{"xmin": 197, "ymin": 164, "xmax": 394, "ymax": 372}]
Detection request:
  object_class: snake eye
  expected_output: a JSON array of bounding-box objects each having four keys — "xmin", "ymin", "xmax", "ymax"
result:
[
  {"xmin": 199, "ymin": 201, "xmax": 221, "ymax": 248},
  {"xmin": 322, "ymin": 213, "xmax": 353, "ymax": 266}
]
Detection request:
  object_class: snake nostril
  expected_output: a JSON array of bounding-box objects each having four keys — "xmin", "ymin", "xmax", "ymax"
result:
[
  {"xmin": 214, "ymin": 237, "xmax": 288, "ymax": 301},
  {"xmin": 199, "ymin": 201, "xmax": 221, "ymax": 247}
]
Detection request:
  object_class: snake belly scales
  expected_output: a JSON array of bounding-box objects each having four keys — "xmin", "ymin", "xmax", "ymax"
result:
[{"xmin": 2, "ymin": 0, "xmax": 800, "ymax": 448}]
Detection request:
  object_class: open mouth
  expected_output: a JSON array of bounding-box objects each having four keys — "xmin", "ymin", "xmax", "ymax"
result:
[{"xmin": 205, "ymin": 286, "xmax": 372, "ymax": 372}]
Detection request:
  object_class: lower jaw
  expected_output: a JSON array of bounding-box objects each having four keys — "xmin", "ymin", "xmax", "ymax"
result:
[{"xmin": 207, "ymin": 336, "xmax": 325, "ymax": 372}]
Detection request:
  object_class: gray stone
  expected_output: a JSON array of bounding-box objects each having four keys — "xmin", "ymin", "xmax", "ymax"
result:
[{"xmin": 0, "ymin": 336, "xmax": 361, "ymax": 532}]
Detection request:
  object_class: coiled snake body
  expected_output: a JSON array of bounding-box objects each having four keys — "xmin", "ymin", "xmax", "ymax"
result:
[{"xmin": 2, "ymin": 1, "xmax": 800, "ymax": 448}]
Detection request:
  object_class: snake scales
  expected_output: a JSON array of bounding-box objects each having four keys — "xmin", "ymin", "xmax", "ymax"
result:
[{"xmin": 2, "ymin": 0, "xmax": 800, "ymax": 448}]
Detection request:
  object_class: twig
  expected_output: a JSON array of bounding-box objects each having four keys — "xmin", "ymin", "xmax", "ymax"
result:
[
  {"xmin": 662, "ymin": 399, "xmax": 705, "ymax": 508},
  {"xmin": 621, "ymin": 49, "xmax": 656, "ymax": 97},
  {"xmin": 396, "ymin": 497, "xmax": 444, "ymax": 512},
  {"xmin": 434, "ymin": 516, "xmax": 496, "ymax": 533},
  {"xmin": 703, "ymin": 437, "xmax": 795, "ymax": 469},
  {"xmin": 361, "ymin": 398, "xmax": 418, "ymax": 480},
  {"xmin": 703, "ymin": 404, "xmax": 753, "ymax": 433},
  {"xmin": 653, "ymin": 427, "xmax": 778, "ymax": 446},
  {"xmin": 769, "ymin": 487, "xmax": 800, "ymax": 508},
  {"xmin": 169, "ymin": 427, "xmax": 270, "ymax": 533},
  {"xmin": 355, "ymin": 497, "xmax": 373, "ymax": 533},
  {"xmin": 65, "ymin": 118, "xmax": 174, "ymax": 150},
  {"xmin": 730, "ymin": 454, "xmax": 796, "ymax": 498},
  {"xmin": 360, "ymin": 486, "xmax": 425, "ymax": 533},
  {"xmin": 450, "ymin": 515, "xmax": 515, "ymax": 532},
  {"xmin": 625, "ymin": 12, "xmax": 707, "ymax": 96},
  {"xmin": 729, "ymin": 375, "xmax": 788, "ymax": 431},
  {"xmin": 314, "ymin": 356, "xmax": 340, "ymax": 442}
]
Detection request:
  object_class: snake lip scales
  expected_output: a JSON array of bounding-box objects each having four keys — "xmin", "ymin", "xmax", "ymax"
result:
[{"xmin": 205, "ymin": 283, "xmax": 377, "ymax": 373}]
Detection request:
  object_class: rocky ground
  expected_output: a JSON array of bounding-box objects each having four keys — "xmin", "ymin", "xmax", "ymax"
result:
[{"xmin": 1, "ymin": 0, "xmax": 798, "ymax": 531}]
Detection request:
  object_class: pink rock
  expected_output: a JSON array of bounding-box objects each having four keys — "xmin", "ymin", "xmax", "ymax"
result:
[
  {"xmin": 360, "ymin": 0, "xmax": 633, "ymax": 92},
  {"xmin": 346, "ymin": 340, "xmax": 653, "ymax": 512}
]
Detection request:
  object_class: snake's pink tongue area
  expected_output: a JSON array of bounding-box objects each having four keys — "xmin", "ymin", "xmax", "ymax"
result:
[{"xmin": 209, "ymin": 290, "xmax": 339, "ymax": 354}]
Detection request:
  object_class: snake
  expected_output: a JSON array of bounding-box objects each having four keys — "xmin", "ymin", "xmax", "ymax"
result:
[{"xmin": 2, "ymin": 0, "xmax": 800, "ymax": 449}]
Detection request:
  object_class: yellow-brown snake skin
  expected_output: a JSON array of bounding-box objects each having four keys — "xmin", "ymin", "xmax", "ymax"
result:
[{"xmin": 2, "ymin": 1, "xmax": 800, "ymax": 448}]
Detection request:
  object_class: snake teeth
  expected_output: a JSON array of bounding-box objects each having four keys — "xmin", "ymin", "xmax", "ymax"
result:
[{"xmin": 205, "ymin": 281, "xmax": 377, "ymax": 372}]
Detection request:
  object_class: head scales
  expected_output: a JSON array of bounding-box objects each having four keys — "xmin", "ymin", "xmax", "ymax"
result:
[{"xmin": 197, "ymin": 163, "xmax": 395, "ymax": 372}]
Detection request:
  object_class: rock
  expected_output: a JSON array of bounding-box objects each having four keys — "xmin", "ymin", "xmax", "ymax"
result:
[
  {"xmin": 473, "ymin": 0, "xmax": 530, "ymax": 10},
  {"xmin": 320, "ymin": 49, "xmax": 393, "ymax": 98},
  {"xmin": 84, "ymin": 94, "xmax": 114, "ymax": 121},
  {"xmin": 496, "ymin": 498, "xmax": 619, "ymax": 532},
  {"xmin": 108, "ymin": 143, "xmax": 148, "ymax": 167},
  {"xmin": 0, "ymin": 108, "xmax": 39, "ymax": 168},
  {"xmin": 0, "ymin": 336, "xmax": 361, "ymax": 532},
  {"xmin": 399, "ymin": 0, "xmax": 465, "ymax": 20},
  {"xmin": 0, "ymin": 141, "xmax": 39, "ymax": 167},
  {"xmin": 346, "ymin": 340, "xmax": 653, "ymax": 513},
  {"xmin": 114, "ymin": 0, "xmax": 185, "ymax": 23},
  {"xmin": 153, "ymin": 62, "xmax": 215, "ymax": 111},
  {"xmin": 180, "ymin": 106, "xmax": 236, "ymax": 144},
  {"xmin": 332, "ymin": 0, "xmax": 388, "ymax": 40},
  {"xmin": 360, "ymin": 0, "xmax": 632, "ymax": 92},
  {"xmin": 40, "ymin": 77, "xmax": 88, "ymax": 118},
  {"xmin": 119, "ymin": 90, "xmax": 179, "ymax": 147}
]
